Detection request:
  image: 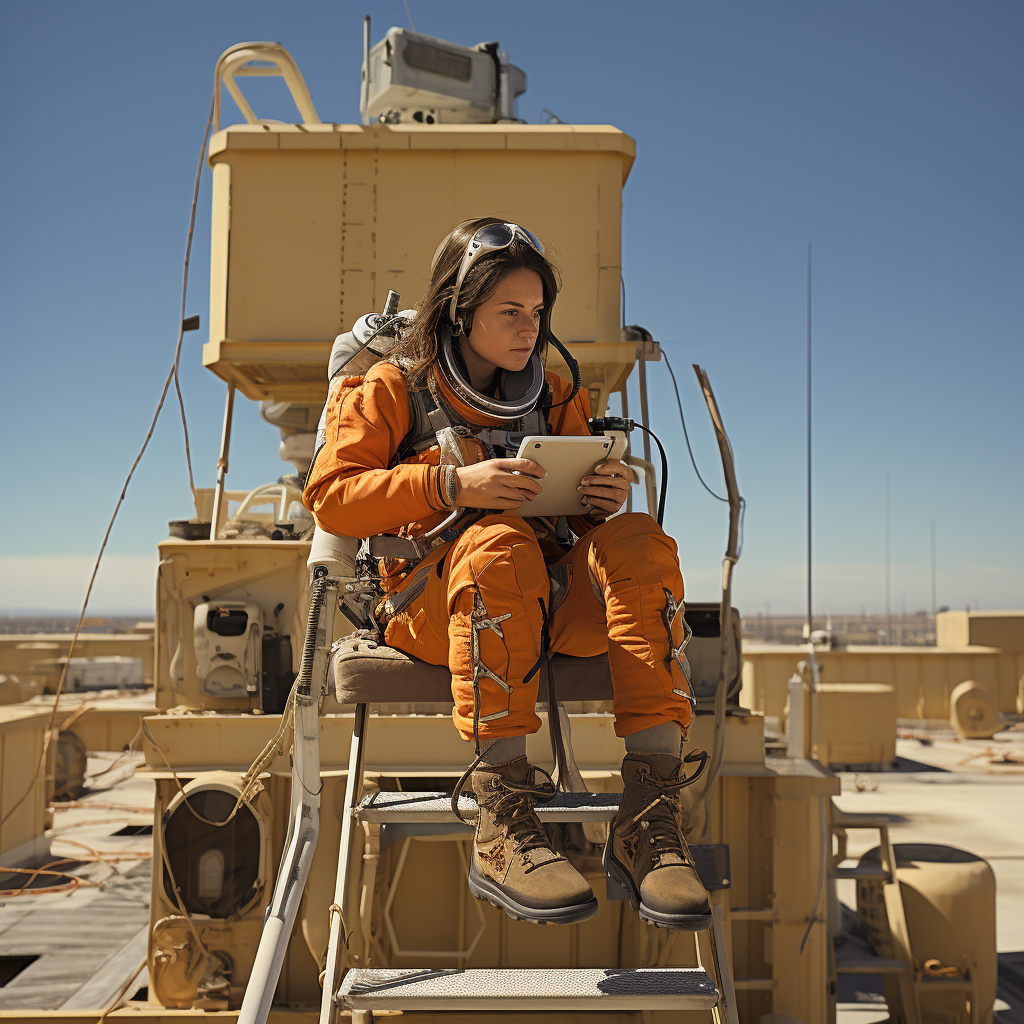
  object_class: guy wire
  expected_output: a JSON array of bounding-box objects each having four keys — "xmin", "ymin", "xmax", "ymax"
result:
[{"xmin": 0, "ymin": 93, "xmax": 216, "ymax": 831}]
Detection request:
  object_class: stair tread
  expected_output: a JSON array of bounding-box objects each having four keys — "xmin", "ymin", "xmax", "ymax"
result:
[
  {"xmin": 357, "ymin": 790, "xmax": 622, "ymax": 823},
  {"xmin": 339, "ymin": 967, "xmax": 721, "ymax": 1010}
]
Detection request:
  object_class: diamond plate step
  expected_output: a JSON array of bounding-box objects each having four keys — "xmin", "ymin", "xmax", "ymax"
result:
[
  {"xmin": 339, "ymin": 967, "xmax": 720, "ymax": 1011},
  {"xmin": 356, "ymin": 790, "xmax": 622, "ymax": 823}
]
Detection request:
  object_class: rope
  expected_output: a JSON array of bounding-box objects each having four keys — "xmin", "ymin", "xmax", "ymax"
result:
[
  {"xmin": 0, "ymin": 92, "xmax": 216, "ymax": 834},
  {"xmin": 139, "ymin": 682, "xmax": 296, "ymax": 829}
]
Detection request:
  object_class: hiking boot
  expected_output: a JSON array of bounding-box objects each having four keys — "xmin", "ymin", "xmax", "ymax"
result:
[
  {"xmin": 604, "ymin": 751, "xmax": 712, "ymax": 930},
  {"xmin": 467, "ymin": 756, "xmax": 599, "ymax": 925}
]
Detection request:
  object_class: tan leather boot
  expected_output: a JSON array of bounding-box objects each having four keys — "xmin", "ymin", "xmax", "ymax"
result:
[
  {"xmin": 604, "ymin": 751, "xmax": 712, "ymax": 930},
  {"xmin": 467, "ymin": 756, "xmax": 599, "ymax": 924}
]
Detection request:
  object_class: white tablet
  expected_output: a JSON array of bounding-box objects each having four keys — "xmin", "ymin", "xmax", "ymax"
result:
[{"xmin": 512, "ymin": 434, "xmax": 628, "ymax": 517}]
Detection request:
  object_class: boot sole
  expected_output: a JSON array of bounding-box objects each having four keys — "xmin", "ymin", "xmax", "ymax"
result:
[
  {"xmin": 603, "ymin": 845, "xmax": 712, "ymax": 932},
  {"xmin": 468, "ymin": 862, "xmax": 599, "ymax": 925}
]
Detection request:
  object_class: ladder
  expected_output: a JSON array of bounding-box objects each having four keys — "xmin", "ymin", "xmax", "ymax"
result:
[
  {"xmin": 830, "ymin": 806, "xmax": 982, "ymax": 1024},
  {"xmin": 321, "ymin": 768, "xmax": 741, "ymax": 1023}
]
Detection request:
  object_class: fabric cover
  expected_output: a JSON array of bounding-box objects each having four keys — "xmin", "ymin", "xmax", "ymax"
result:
[{"xmin": 331, "ymin": 636, "xmax": 612, "ymax": 706}]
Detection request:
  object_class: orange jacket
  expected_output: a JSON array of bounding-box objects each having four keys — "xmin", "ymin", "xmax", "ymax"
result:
[{"xmin": 304, "ymin": 360, "xmax": 594, "ymax": 542}]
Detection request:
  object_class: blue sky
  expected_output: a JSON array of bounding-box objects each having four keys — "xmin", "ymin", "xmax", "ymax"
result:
[{"xmin": 1, "ymin": 0, "xmax": 1021, "ymax": 615}]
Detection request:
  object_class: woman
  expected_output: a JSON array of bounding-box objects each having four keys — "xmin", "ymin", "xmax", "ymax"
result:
[{"xmin": 304, "ymin": 217, "xmax": 710, "ymax": 930}]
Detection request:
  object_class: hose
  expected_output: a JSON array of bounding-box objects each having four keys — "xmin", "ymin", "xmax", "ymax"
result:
[{"xmin": 297, "ymin": 572, "xmax": 329, "ymax": 697}]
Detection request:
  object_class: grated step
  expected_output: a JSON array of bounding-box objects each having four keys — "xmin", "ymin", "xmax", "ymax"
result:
[
  {"xmin": 339, "ymin": 967, "xmax": 720, "ymax": 1011},
  {"xmin": 356, "ymin": 790, "xmax": 622, "ymax": 823}
]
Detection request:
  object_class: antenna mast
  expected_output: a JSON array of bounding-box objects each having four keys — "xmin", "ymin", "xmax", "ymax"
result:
[{"xmin": 806, "ymin": 244, "xmax": 813, "ymax": 638}]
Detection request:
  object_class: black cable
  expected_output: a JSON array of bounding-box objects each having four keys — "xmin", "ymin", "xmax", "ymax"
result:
[
  {"xmin": 0, "ymin": 93, "xmax": 216, "ymax": 831},
  {"xmin": 662, "ymin": 351, "xmax": 729, "ymax": 503},
  {"xmin": 332, "ymin": 313, "xmax": 406, "ymax": 378},
  {"xmin": 632, "ymin": 423, "xmax": 668, "ymax": 526},
  {"xmin": 663, "ymin": 352, "xmax": 746, "ymax": 555},
  {"xmin": 172, "ymin": 93, "xmax": 215, "ymax": 504},
  {"xmin": 543, "ymin": 333, "xmax": 583, "ymax": 410}
]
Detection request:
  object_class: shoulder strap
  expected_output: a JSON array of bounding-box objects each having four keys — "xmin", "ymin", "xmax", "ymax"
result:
[{"xmin": 391, "ymin": 387, "xmax": 451, "ymax": 465}]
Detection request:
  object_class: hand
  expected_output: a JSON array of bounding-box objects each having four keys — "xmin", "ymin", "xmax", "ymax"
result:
[
  {"xmin": 578, "ymin": 460, "xmax": 636, "ymax": 517},
  {"xmin": 455, "ymin": 458, "xmax": 546, "ymax": 510}
]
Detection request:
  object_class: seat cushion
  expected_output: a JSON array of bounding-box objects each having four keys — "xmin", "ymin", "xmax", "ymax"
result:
[{"xmin": 330, "ymin": 637, "xmax": 613, "ymax": 706}]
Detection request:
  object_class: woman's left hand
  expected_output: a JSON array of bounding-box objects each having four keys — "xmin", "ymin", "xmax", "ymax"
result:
[{"xmin": 578, "ymin": 460, "xmax": 637, "ymax": 517}]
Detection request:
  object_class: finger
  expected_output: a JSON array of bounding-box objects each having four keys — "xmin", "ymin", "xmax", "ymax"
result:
[
  {"xmin": 583, "ymin": 496, "xmax": 619, "ymax": 512},
  {"xmin": 584, "ymin": 468, "xmax": 630, "ymax": 485},
  {"xmin": 501, "ymin": 458, "xmax": 547, "ymax": 478},
  {"xmin": 579, "ymin": 482, "xmax": 630, "ymax": 499},
  {"xmin": 507, "ymin": 476, "xmax": 544, "ymax": 496},
  {"xmin": 490, "ymin": 494, "xmax": 523, "ymax": 509},
  {"xmin": 499, "ymin": 482, "xmax": 538, "ymax": 502},
  {"xmin": 499, "ymin": 471, "xmax": 543, "ymax": 495},
  {"xmin": 592, "ymin": 460, "xmax": 626, "ymax": 475}
]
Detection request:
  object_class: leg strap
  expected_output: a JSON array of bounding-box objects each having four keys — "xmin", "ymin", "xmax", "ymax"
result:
[{"xmin": 662, "ymin": 588, "xmax": 697, "ymax": 709}]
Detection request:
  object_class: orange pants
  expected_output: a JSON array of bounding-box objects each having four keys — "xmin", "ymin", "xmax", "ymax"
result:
[{"xmin": 382, "ymin": 512, "xmax": 693, "ymax": 741}]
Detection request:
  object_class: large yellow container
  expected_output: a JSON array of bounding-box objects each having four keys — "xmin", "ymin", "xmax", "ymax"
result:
[
  {"xmin": 0, "ymin": 706, "xmax": 51, "ymax": 865},
  {"xmin": 813, "ymin": 682, "xmax": 897, "ymax": 767},
  {"xmin": 857, "ymin": 843, "xmax": 996, "ymax": 1024},
  {"xmin": 203, "ymin": 122, "xmax": 637, "ymax": 404}
]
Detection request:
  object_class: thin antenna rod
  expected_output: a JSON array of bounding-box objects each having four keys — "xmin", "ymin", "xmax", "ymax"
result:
[
  {"xmin": 930, "ymin": 516, "xmax": 937, "ymax": 619},
  {"xmin": 361, "ymin": 15, "xmax": 371, "ymax": 125},
  {"xmin": 806, "ymin": 243, "xmax": 813, "ymax": 638},
  {"xmin": 885, "ymin": 470, "xmax": 891, "ymax": 644}
]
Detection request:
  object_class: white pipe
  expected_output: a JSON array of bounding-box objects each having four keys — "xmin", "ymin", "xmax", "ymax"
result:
[
  {"xmin": 209, "ymin": 384, "xmax": 236, "ymax": 540},
  {"xmin": 361, "ymin": 16, "xmax": 371, "ymax": 126},
  {"xmin": 237, "ymin": 699, "xmax": 321, "ymax": 1024},
  {"xmin": 238, "ymin": 582, "xmax": 336, "ymax": 1024}
]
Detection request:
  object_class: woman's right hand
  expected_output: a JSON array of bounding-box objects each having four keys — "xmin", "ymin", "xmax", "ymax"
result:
[{"xmin": 455, "ymin": 459, "xmax": 546, "ymax": 509}]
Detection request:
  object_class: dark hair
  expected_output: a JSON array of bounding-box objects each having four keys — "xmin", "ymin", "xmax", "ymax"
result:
[{"xmin": 390, "ymin": 216, "xmax": 560, "ymax": 385}]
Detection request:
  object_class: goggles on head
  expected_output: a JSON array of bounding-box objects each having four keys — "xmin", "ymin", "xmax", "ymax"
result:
[{"xmin": 448, "ymin": 222, "xmax": 545, "ymax": 330}]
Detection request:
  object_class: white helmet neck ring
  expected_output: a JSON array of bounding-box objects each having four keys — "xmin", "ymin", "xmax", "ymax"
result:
[{"xmin": 438, "ymin": 328, "xmax": 546, "ymax": 423}]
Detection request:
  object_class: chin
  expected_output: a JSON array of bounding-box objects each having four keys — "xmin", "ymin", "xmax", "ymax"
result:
[{"xmin": 500, "ymin": 349, "xmax": 535, "ymax": 372}]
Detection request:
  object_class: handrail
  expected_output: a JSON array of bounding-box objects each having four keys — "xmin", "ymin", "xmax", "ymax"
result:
[{"xmin": 214, "ymin": 42, "xmax": 322, "ymax": 132}]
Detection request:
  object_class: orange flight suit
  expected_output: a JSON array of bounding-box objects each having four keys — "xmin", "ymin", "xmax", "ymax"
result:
[{"xmin": 304, "ymin": 360, "xmax": 693, "ymax": 742}]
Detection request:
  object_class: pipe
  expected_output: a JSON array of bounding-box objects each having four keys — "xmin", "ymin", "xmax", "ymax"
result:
[
  {"xmin": 361, "ymin": 16, "xmax": 371, "ymax": 125},
  {"xmin": 209, "ymin": 384, "xmax": 236, "ymax": 540},
  {"xmin": 237, "ymin": 578, "xmax": 337, "ymax": 1024},
  {"xmin": 691, "ymin": 365, "xmax": 743, "ymax": 839}
]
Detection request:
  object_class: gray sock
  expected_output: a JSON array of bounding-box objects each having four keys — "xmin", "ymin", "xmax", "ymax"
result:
[
  {"xmin": 624, "ymin": 721, "xmax": 682, "ymax": 756},
  {"xmin": 480, "ymin": 735, "xmax": 527, "ymax": 765}
]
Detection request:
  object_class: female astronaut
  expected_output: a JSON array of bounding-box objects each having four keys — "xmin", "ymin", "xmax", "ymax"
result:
[{"xmin": 304, "ymin": 218, "xmax": 711, "ymax": 931}]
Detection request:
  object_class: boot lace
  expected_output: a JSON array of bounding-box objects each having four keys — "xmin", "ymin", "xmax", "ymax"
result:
[
  {"xmin": 622, "ymin": 753, "xmax": 708, "ymax": 865},
  {"xmin": 489, "ymin": 771, "xmax": 562, "ymax": 871}
]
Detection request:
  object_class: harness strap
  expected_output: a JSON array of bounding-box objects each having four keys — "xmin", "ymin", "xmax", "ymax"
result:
[{"xmin": 368, "ymin": 535, "xmax": 424, "ymax": 561}]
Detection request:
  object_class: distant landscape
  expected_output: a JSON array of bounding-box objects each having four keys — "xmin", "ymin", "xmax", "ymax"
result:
[
  {"xmin": 0, "ymin": 611, "xmax": 944, "ymax": 646},
  {"xmin": 0, "ymin": 615, "xmax": 153, "ymax": 635},
  {"xmin": 742, "ymin": 612, "xmax": 939, "ymax": 646}
]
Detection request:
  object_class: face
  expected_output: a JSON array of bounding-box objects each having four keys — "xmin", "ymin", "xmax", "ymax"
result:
[{"xmin": 461, "ymin": 267, "xmax": 544, "ymax": 385}]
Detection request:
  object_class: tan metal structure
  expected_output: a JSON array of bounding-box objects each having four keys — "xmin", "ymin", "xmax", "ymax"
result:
[
  {"xmin": 0, "ymin": 706, "xmax": 51, "ymax": 866},
  {"xmin": 202, "ymin": 120, "xmax": 635, "ymax": 411},
  {"xmin": 743, "ymin": 642, "xmax": 1024, "ymax": 722}
]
